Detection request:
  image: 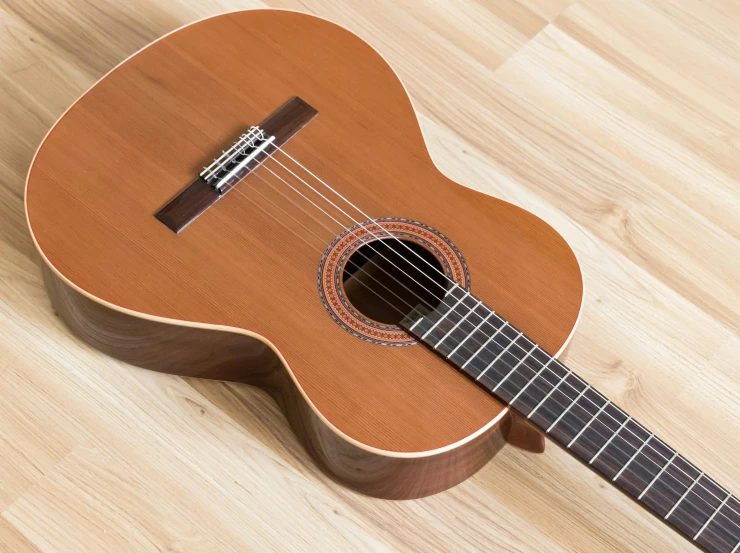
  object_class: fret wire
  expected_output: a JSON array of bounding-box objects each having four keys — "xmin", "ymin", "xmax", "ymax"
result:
[
  {"xmin": 528, "ymin": 368, "xmax": 571, "ymax": 419},
  {"xmin": 694, "ymin": 492, "xmax": 732, "ymax": 540},
  {"xmin": 535, "ymin": 393, "xmax": 734, "ymax": 541},
  {"xmin": 547, "ymin": 385, "xmax": 590, "ymax": 433},
  {"xmin": 639, "ymin": 452, "xmax": 678, "ymax": 501},
  {"xmin": 460, "ymin": 322, "xmax": 508, "ymax": 369},
  {"xmin": 486, "ymin": 340, "xmax": 532, "ymax": 386},
  {"xmin": 407, "ymin": 288, "xmax": 453, "ymax": 332},
  {"xmin": 418, "ymin": 290, "xmax": 464, "ymax": 338},
  {"xmin": 529, "ymin": 389, "xmax": 714, "ymax": 535},
  {"xmin": 731, "ymin": 538, "xmax": 740, "ymax": 553},
  {"xmin": 433, "ymin": 299, "xmax": 482, "ymax": 348},
  {"xmin": 590, "ymin": 416, "xmax": 631, "ymax": 465},
  {"xmin": 613, "ymin": 433, "xmax": 653, "ymax": 481},
  {"xmin": 446, "ymin": 310, "xmax": 492, "ymax": 359},
  {"xmin": 475, "ymin": 331, "xmax": 524, "ymax": 381},
  {"xmin": 664, "ymin": 469, "xmax": 702, "ymax": 516},
  {"xmin": 508, "ymin": 358, "xmax": 553, "ymax": 406},
  {"xmin": 567, "ymin": 399, "xmax": 610, "ymax": 449}
]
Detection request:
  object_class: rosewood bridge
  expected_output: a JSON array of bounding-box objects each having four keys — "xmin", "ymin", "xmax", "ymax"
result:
[{"xmin": 155, "ymin": 96, "xmax": 318, "ymax": 233}]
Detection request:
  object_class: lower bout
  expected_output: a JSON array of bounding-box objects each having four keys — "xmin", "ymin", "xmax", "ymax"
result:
[{"xmin": 41, "ymin": 262, "xmax": 539, "ymax": 499}]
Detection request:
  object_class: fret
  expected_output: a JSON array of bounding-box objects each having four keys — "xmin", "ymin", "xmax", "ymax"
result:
[
  {"xmin": 485, "ymin": 339, "xmax": 530, "ymax": 385},
  {"xmin": 567, "ymin": 399, "xmax": 610, "ymax": 449},
  {"xmin": 499, "ymin": 348, "xmax": 559, "ymax": 415},
  {"xmin": 665, "ymin": 470, "xmax": 704, "ymax": 519},
  {"xmin": 399, "ymin": 291, "xmax": 740, "ymax": 553},
  {"xmin": 613, "ymin": 433, "xmax": 653, "ymax": 482},
  {"xmin": 416, "ymin": 293, "xmax": 485, "ymax": 359},
  {"xmin": 508, "ymin": 357, "xmax": 553, "ymax": 407},
  {"xmin": 528, "ymin": 367, "xmax": 571, "ymax": 420},
  {"xmin": 463, "ymin": 326, "xmax": 525, "ymax": 387},
  {"xmin": 433, "ymin": 297, "xmax": 488, "ymax": 358},
  {"xmin": 569, "ymin": 402, "xmax": 629, "ymax": 466},
  {"xmin": 460, "ymin": 322, "xmax": 508, "ymax": 369},
  {"xmin": 525, "ymin": 369, "xmax": 583, "ymax": 433},
  {"xmin": 695, "ymin": 493, "xmax": 732, "ymax": 541},
  {"xmin": 477, "ymin": 333, "xmax": 544, "ymax": 404},
  {"xmin": 420, "ymin": 290, "xmax": 467, "ymax": 339},
  {"xmin": 406, "ymin": 308, "xmax": 429, "ymax": 333},
  {"xmin": 407, "ymin": 287, "xmax": 461, "ymax": 334},
  {"xmin": 728, "ymin": 493, "xmax": 740, "ymax": 527},
  {"xmin": 547, "ymin": 384, "xmax": 590, "ymax": 433},
  {"xmin": 451, "ymin": 301, "xmax": 495, "ymax": 360},
  {"xmin": 664, "ymin": 472, "xmax": 731, "ymax": 544},
  {"xmin": 702, "ymin": 495, "xmax": 740, "ymax": 553},
  {"xmin": 590, "ymin": 416, "xmax": 631, "ymax": 465},
  {"xmin": 433, "ymin": 299, "xmax": 482, "ymax": 348},
  {"xmin": 477, "ymin": 332, "xmax": 524, "ymax": 381},
  {"xmin": 683, "ymin": 466, "xmax": 729, "ymax": 517},
  {"xmin": 603, "ymin": 421, "xmax": 658, "ymax": 495},
  {"xmin": 446, "ymin": 309, "xmax": 493, "ymax": 359},
  {"xmin": 406, "ymin": 297, "xmax": 446, "ymax": 334},
  {"xmin": 640, "ymin": 452, "xmax": 705, "ymax": 524},
  {"xmin": 639, "ymin": 452, "xmax": 678, "ymax": 500}
]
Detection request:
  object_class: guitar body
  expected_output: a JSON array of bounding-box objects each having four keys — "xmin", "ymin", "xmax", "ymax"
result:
[{"xmin": 25, "ymin": 9, "xmax": 583, "ymax": 499}]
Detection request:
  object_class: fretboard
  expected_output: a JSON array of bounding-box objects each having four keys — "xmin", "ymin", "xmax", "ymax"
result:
[{"xmin": 400, "ymin": 286, "xmax": 740, "ymax": 553}]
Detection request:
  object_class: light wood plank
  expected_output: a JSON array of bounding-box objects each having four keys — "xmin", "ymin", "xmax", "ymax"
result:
[{"xmin": 0, "ymin": 0, "xmax": 737, "ymax": 552}]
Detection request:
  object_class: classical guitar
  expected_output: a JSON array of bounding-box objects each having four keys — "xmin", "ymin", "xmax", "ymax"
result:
[{"xmin": 24, "ymin": 9, "xmax": 738, "ymax": 552}]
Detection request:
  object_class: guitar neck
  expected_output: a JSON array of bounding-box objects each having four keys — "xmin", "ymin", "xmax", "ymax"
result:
[{"xmin": 400, "ymin": 286, "xmax": 740, "ymax": 553}]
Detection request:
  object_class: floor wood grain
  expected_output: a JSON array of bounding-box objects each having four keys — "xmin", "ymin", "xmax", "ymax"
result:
[{"xmin": 0, "ymin": 0, "xmax": 737, "ymax": 551}]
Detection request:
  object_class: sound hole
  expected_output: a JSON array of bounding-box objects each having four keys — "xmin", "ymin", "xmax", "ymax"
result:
[{"xmin": 342, "ymin": 238, "xmax": 448, "ymax": 325}]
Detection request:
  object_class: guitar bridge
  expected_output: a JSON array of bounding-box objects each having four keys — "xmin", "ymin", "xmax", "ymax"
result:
[
  {"xmin": 155, "ymin": 96, "xmax": 318, "ymax": 233},
  {"xmin": 200, "ymin": 126, "xmax": 276, "ymax": 192}
]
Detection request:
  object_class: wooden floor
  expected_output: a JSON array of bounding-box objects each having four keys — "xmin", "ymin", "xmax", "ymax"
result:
[{"xmin": 1, "ymin": 0, "xmax": 738, "ymax": 551}]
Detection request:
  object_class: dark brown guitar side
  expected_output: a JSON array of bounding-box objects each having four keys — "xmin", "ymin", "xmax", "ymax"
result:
[{"xmin": 25, "ymin": 10, "xmax": 583, "ymax": 499}]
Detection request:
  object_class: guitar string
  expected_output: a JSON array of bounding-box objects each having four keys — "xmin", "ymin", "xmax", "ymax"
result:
[
  {"xmin": 253, "ymin": 166, "xmax": 448, "ymax": 315},
  {"xmin": 227, "ymin": 169, "xmax": 738, "ymax": 540},
  {"xmin": 262, "ymin": 143, "xmax": 740, "ymax": 527},
  {"xmin": 242, "ymin": 175, "xmax": 437, "ymax": 315},
  {"xmin": 221, "ymin": 157, "xmax": 739, "ymax": 538},
  {"xmin": 249, "ymin": 168, "xmax": 448, "ymax": 317},
  {"xmin": 222, "ymin": 169, "xmax": 453, "ymax": 318},
  {"xmin": 258, "ymin": 151, "xmax": 456, "ymax": 308}
]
